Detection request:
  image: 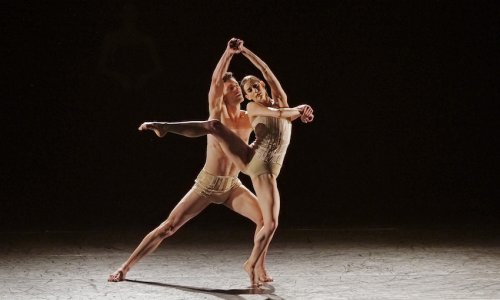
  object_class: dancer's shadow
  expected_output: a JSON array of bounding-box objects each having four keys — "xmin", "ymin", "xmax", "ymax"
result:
[{"xmin": 125, "ymin": 279, "xmax": 285, "ymax": 300}]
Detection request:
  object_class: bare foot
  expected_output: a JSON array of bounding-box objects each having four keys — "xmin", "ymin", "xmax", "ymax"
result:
[
  {"xmin": 108, "ymin": 269, "xmax": 126, "ymax": 282},
  {"xmin": 138, "ymin": 122, "xmax": 168, "ymax": 138},
  {"xmin": 255, "ymin": 265, "xmax": 273, "ymax": 282},
  {"xmin": 243, "ymin": 261, "xmax": 261, "ymax": 287},
  {"xmin": 255, "ymin": 267, "xmax": 274, "ymax": 283}
]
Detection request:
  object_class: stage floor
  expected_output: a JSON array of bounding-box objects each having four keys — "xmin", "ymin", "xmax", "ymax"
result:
[{"xmin": 1, "ymin": 227, "xmax": 499, "ymax": 299}]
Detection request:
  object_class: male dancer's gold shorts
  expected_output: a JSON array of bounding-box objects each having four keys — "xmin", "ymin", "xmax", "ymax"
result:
[{"xmin": 193, "ymin": 169, "xmax": 242, "ymax": 203}]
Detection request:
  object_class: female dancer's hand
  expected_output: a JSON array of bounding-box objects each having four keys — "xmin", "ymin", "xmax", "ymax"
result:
[
  {"xmin": 297, "ymin": 104, "xmax": 314, "ymax": 123},
  {"xmin": 301, "ymin": 112, "xmax": 314, "ymax": 123}
]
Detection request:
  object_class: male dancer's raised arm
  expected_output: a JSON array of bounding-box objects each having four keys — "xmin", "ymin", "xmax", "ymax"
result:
[
  {"xmin": 138, "ymin": 39, "xmax": 242, "ymax": 137},
  {"xmin": 208, "ymin": 39, "xmax": 241, "ymax": 119}
]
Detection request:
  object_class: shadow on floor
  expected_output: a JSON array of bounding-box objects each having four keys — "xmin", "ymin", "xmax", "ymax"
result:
[{"xmin": 125, "ymin": 279, "xmax": 285, "ymax": 300}]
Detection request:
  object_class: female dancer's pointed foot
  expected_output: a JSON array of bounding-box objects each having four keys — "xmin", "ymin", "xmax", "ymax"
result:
[
  {"xmin": 138, "ymin": 122, "xmax": 168, "ymax": 138},
  {"xmin": 108, "ymin": 269, "xmax": 126, "ymax": 282},
  {"xmin": 258, "ymin": 273, "xmax": 274, "ymax": 283},
  {"xmin": 255, "ymin": 266, "xmax": 274, "ymax": 283},
  {"xmin": 243, "ymin": 261, "xmax": 261, "ymax": 287}
]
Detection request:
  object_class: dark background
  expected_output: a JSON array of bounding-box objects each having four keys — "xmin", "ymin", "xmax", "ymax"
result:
[{"xmin": 2, "ymin": 1, "xmax": 499, "ymax": 232}]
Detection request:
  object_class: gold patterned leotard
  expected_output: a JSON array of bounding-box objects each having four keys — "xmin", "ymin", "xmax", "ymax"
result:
[{"xmin": 243, "ymin": 115, "xmax": 292, "ymax": 177}]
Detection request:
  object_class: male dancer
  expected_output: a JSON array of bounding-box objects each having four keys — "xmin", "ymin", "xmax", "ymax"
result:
[{"xmin": 108, "ymin": 38, "xmax": 272, "ymax": 282}]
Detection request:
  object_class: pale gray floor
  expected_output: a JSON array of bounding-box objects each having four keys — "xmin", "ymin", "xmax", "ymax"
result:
[{"xmin": 1, "ymin": 227, "xmax": 499, "ymax": 300}]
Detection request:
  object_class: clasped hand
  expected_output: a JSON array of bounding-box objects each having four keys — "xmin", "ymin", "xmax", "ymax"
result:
[{"xmin": 297, "ymin": 104, "xmax": 314, "ymax": 123}]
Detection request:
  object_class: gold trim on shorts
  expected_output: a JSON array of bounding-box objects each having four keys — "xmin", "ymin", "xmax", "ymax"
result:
[{"xmin": 193, "ymin": 169, "xmax": 242, "ymax": 197}]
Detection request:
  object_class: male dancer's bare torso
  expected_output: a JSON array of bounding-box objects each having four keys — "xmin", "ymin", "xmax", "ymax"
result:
[{"xmin": 204, "ymin": 108, "xmax": 253, "ymax": 177}]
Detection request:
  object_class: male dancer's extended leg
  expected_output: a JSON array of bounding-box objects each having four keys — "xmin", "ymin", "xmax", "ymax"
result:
[
  {"xmin": 139, "ymin": 121, "xmax": 209, "ymax": 138},
  {"xmin": 138, "ymin": 120, "xmax": 252, "ymax": 171},
  {"xmin": 108, "ymin": 189, "xmax": 211, "ymax": 282}
]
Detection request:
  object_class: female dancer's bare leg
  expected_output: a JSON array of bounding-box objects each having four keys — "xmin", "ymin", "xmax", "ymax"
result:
[
  {"xmin": 243, "ymin": 174, "xmax": 280, "ymax": 286},
  {"xmin": 223, "ymin": 186, "xmax": 273, "ymax": 282}
]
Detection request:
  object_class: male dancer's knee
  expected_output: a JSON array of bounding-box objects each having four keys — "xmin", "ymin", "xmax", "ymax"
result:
[
  {"xmin": 255, "ymin": 218, "xmax": 264, "ymax": 228},
  {"xmin": 206, "ymin": 119, "xmax": 223, "ymax": 134},
  {"xmin": 155, "ymin": 219, "xmax": 176, "ymax": 239}
]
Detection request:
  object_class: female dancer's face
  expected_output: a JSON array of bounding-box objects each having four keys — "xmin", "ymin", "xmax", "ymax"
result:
[{"xmin": 243, "ymin": 79, "xmax": 267, "ymax": 104}]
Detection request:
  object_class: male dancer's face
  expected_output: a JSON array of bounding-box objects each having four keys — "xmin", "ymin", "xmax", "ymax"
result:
[{"xmin": 223, "ymin": 78, "xmax": 244, "ymax": 106}]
